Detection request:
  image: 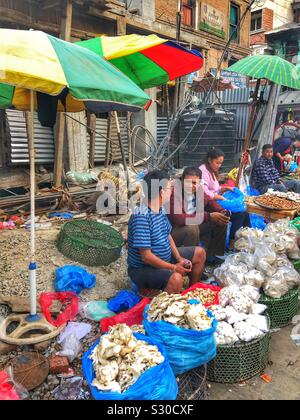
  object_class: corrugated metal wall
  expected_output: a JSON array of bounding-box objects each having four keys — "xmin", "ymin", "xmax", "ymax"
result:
[
  {"xmin": 6, "ymin": 109, "xmax": 55, "ymax": 164},
  {"xmin": 94, "ymin": 117, "xmax": 128, "ymax": 163},
  {"xmin": 157, "ymin": 117, "xmax": 169, "ymax": 146},
  {"xmin": 4, "ymin": 111, "xmax": 129, "ymax": 166}
]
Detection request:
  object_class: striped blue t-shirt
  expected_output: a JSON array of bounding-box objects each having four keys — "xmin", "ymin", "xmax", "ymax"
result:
[{"xmin": 128, "ymin": 204, "xmax": 172, "ymax": 268}]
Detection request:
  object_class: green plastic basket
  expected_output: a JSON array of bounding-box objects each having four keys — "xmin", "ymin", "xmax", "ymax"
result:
[
  {"xmin": 57, "ymin": 220, "xmax": 124, "ymax": 267},
  {"xmin": 290, "ymin": 218, "xmax": 300, "ymax": 233},
  {"xmin": 207, "ymin": 327, "xmax": 271, "ymax": 384},
  {"xmin": 259, "ymin": 287, "xmax": 299, "ymax": 329}
]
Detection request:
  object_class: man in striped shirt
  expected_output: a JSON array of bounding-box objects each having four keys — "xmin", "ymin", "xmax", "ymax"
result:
[{"xmin": 128, "ymin": 170, "xmax": 206, "ymax": 294}]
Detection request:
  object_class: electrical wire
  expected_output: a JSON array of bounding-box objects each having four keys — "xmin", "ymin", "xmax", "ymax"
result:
[{"xmin": 157, "ymin": 0, "xmax": 257, "ymax": 169}]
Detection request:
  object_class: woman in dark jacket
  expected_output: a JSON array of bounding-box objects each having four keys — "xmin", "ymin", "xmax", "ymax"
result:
[{"xmin": 168, "ymin": 167, "xmax": 230, "ymax": 258}]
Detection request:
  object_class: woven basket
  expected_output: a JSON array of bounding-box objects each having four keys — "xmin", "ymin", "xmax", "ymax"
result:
[
  {"xmin": 207, "ymin": 321, "xmax": 271, "ymax": 384},
  {"xmin": 259, "ymin": 287, "xmax": 299, "ymax": 329},
  {"xmin": 177, "ymin": 365, "xmax": 207, "ymax": 400},
  {"xmin": 57, "ymin": 220, "xmax": 124, "ymax": 267}
]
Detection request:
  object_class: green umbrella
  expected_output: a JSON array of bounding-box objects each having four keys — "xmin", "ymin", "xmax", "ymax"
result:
[{"xmin": 227, "ymin": 55, "xmax": 300, "ymax": 90}]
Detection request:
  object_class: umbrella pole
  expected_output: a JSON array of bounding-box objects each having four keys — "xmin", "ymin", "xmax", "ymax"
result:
[{"xmin": 27, "ymin": 90, "xmax": 39, "ymax": 320}]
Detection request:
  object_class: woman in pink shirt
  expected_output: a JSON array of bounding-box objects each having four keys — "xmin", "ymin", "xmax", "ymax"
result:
[{"xmin": 200, "ymin": 148, "xmax": 250, "ymax": 249}]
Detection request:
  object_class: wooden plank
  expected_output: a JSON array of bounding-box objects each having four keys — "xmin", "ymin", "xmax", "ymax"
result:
[
  {"xmin": 60, "ymin": 0, "xmax": 73, "ymax": 41},
  {"xmin": 87, "ymin": 113, "xmax": 97, "ymax": 168},
  {"xmin": 246, "ymin": 197, "xmax": 298, "ymax": 222},
  {"xmin": 54, "ymin": 0, "xmax": 73, "ymax": 187},
  {"xmin": 66, "ymin": 112, "xmax": 89, "ymax": 172},
  {"xmin": 54, "ymin": 113, "xmax": 66, "ymax": 188}
]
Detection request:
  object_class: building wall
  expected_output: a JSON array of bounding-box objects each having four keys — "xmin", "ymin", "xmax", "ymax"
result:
[
  {"xmin": 156, "ymin": 0, "xmax": 251, "ymax": 74},
  {"xmin": 250, "ymin": 0, "xmax": 294, "ymax": 54},
  {"xmin": 252, "ymin": 0, "xmax": 293, "ymax": 29}
]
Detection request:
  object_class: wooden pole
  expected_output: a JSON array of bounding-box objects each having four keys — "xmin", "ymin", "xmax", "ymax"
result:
[
  {"xmin": 60, "ymin": 0, "xmax": 73, "ymax": 42},
  {"xmin": 54, "ymin": 0, "xmax": 73, "ymax": 187},
  {"xmin": 87, "ymin": 112, "xmax": 97, "ymax": 168},
  {"xmin": 127, "ymin": 112, "xmax": 133, "ymax": 167},
  {"xmin": 105, "ymin": 113, "xmax": 112, "ymax": 169},
  {"xmin": 173, "ymin": 0, "xmax": 182, "ymax": 114},
  {"xmin": 114, "ymin": 111, "xmax": 128, "ymax": 175},
  {"xmin": 236, "ymin": 79, "xmax": 261, "ymax": 186},
  {"xmin": 54, "ymin": 113, "xmax": 66, "ymax": 188}
]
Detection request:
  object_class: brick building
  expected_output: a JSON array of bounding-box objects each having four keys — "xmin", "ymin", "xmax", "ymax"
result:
[
  {"xmin": 250, "ymin": 0, "xmax": 294, "ymax": 55},
  {"xmin": 0, "ymin": 0, "xmax": 251, "ymax": 73},
  {"xmin": 0, "ymin": 0, "xmax": 252, "ymax": 174}
]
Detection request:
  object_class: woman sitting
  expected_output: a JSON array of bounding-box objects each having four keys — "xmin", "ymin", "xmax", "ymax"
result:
[
  {"xmin": 199, "ymin": 148, "xmax": 251, "ymax": 250},
  {"xmin": 168, "ymin": 167, "xmax": 230, "ymax": 259}
]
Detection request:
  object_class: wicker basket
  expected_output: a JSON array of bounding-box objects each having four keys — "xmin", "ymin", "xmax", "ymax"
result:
[
  {"xmin": 57, "ymin": 220, "xmax": 124, "ymax": 267},
  {"xmin": 177, "ymin": 365, "xmax": 207, "ymax": 400},
  {"xmin": 207, "ymin": 324, "xmax": 271, "ymax": 384},
  {"xmin": 259, "ymin": 287, "xmax": 299, "ymax": 329}
]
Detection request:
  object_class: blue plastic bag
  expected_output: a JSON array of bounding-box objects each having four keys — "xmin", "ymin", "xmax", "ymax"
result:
[
  {"xmin": 250, "ymin": 214, "xmax": 266, "ymax": 231},
  {"xmin": 143, "ymin": 306, "xmax": 217, "ymax": 375},
  {"xmin": 217, "ymin": 187, "xmax": 246, "ymax": 213},
  {"xmin": 108, "ymin": 290, "xmax": 141, "ymax": 313},
  {"xmin": 82, "ymin": 333, "xmax": 178, "ymax": 400},
  {"xmin": 48, "ymin": 212, "xmax": 74, "ymax": 220},
  {"xmin": 55, "ymin": 266, "xmax": 96, "ymax": 295}
]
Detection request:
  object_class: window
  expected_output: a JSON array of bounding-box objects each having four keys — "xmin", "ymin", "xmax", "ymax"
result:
[
  {"xmin": 230, "ymin": 3, "xmax": 240, "ymax": 43},
  {"xmin": 182, "ymin": 0, "xmax": 195, "ymax": 27},
  {"xmin": 251, "ymin": 10, "xmax": 262, "ymax": 32}
]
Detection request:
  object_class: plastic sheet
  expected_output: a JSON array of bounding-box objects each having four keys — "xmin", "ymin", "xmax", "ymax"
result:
[
  {"xmin": 143, "ymin": 307, "xmax": 217, "ymax": 375},
  {"xmin": 82, "ymin": 333, "xmax": 178, "ymax": 400},
  {"xmin": 181, "ymin": 282, "xmax": 221, "ymax": 307},
  {"xmin": 108, "ymin": 290, "xmax": 141, "ymax": 313},
  {"xmin": 55, "ymin": 266, "xmax": 96, "ymax": 295},
  {"xmin": 217, "ymin": 188, "xmax": 246, "ymax": 213},
  {"xmin": 39, "ymin": 292, "xmax": 79, "ymax": 328},
  {"xmin": 0, "ymin": 368, "xmax": 29, "ymax": 401},
  {"xmin": 101, "ymin": 298, "xmax": 151, "ymax": 333},
  {"xmin": 80, "ymin": 301, "xmax": 115, "ymax": 322}
]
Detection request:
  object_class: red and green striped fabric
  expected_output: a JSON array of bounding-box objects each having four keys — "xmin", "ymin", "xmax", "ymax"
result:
[{"xmin": 78, "ymin": 34, "xmax": 204, "ymax": 90}]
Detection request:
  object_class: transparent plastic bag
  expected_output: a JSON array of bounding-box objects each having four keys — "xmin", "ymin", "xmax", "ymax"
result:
[
  {"xmin": 57, "ymin": 334, "xmax": 82, "ymax": 363},
  {"xmin": 244, "ymin": 270, "xmax": 265, "ymax": 289},
  {"xmin": 245, "ymin": 315, "xmax": 269, "ymax": 333},
  {"xmin": 80, "ymin": 301, "xmax": 115, "ymax": 322},
  {"xmin": 263, "ymin": 273, "xmax": 290, "ymax": 299},
  {"xmin": 234, "ymin": 321, "xmax": 264, "ymax": 342},
  {"xmin": 0, "ymin": 367, "xmax": 29, "ymax": 401},
  {"xmin": 215, "ymin": 322, "xmax": 239, "ymax": 345}
]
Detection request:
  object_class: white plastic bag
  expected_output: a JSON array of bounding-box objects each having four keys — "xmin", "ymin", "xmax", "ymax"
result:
[{"xmin": 245, "ymin": 315, "xmax": 269, "ymax": 333}]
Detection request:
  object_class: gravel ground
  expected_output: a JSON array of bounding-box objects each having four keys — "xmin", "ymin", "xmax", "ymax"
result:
[
  {"xmin": 0, "ymin": 224, "xmax": 131, "ymax": 400},
  {"xmin": 0, "ymin": 314, "xmax": 99, "ymax": 400},
  {"xmin": 0, "ymin": 227, "xmax": 129, "ymax": 301}
]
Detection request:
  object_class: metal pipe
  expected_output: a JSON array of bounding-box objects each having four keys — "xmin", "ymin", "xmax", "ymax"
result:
[{"xmin": 29, "ymin": 90, "xmax": 37, "ymax": 317}]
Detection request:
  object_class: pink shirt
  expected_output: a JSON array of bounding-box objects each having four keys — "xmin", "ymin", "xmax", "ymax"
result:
[{"xmin": 199, "ymin": 164, "xmax": 220, "ymax": 200}]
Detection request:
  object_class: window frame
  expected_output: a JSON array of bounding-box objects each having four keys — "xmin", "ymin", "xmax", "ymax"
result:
[
  {"xmin": 182, "ymin": 0, "xmax": 196, "ymax": 27},
  {"xmin": 229, "ymin": 2, "xmax": 240, "ymax": 44},
  {"xmin": 251, "ymin": 10, "xmax": 263, "ymax": 32}
]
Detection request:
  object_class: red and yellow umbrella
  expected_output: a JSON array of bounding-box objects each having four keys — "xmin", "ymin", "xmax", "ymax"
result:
[{"xmin": 78, "ymin": 34, "xmax": 204, "ymax": 90}]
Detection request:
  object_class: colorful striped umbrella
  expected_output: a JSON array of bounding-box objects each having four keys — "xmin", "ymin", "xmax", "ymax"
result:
[
  {"xmin": 0, "ymin": 29, "xmax": 150, "ymax": 325},
  {"xmin": 77, "ymin": 34, "xmax": 204, "ymax": 89},
  {"xmin": 227, "ymin": 55, "xmax": 300, "ymax": 90},
  {"xmin": 0, "ymin": 29, "xmax": 151, "ymax": 113}
]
